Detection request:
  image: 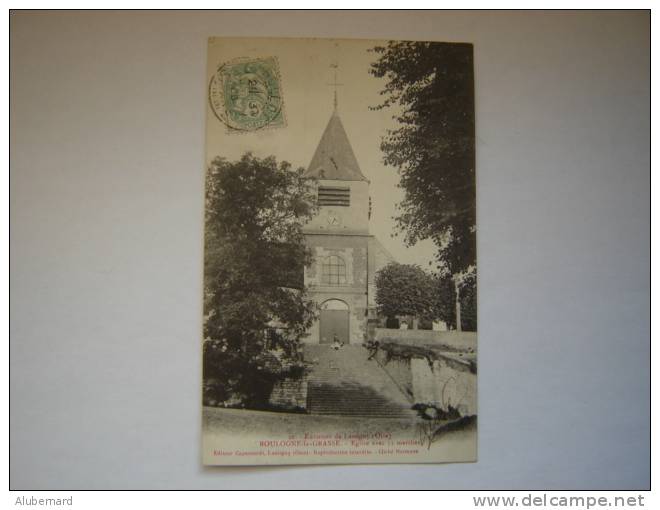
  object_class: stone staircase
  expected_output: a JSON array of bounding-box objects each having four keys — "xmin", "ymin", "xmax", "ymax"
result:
[{"xmin": 303, "ymin": 344, "xmax": 416, "ymax": 419}]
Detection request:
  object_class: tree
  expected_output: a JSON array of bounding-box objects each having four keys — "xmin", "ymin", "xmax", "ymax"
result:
[
  {"xmin": 369, "ymin": 41, "xmax": 476, "ymax": 276},
  {"xmin": 430, "ymin": 273, "xmax": 477, "ymax": 332},
  {"xmin": 375, "ymin": 263, "xmax": 435, "ymax": 327},
  {"xmin": 203, "ymin": 153, "xmax": 317, "ymax": 407},
  {"xmin": 431, "ymin": 274, "xmax": 456, "ymax": 329},
  {"xmin": 457, "ymin": 271, "xmax": 477, "ymax": 331}
]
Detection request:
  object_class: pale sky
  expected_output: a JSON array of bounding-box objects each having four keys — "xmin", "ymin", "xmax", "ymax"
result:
[{"xmin": 206, "ymin": 37, "xmax": 437, "ymax": 269}]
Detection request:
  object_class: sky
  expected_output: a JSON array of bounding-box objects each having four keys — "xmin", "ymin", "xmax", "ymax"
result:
[{"xmin": 206, "ymin": 37, "xmax": 437, "ymax": 269}]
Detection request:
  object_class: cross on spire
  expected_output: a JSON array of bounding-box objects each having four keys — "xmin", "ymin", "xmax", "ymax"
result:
[{"xmin": 327, "ymin": 63, "xmax": 344, "ymax": 111}]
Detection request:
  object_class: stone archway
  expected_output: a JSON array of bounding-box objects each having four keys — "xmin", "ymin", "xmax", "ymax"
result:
[{"xmin": 319, "ymin": 299, "xmax": 349, "ymax": 344}]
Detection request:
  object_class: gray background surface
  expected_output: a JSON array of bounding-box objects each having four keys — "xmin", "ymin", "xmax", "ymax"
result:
[{"xmin": 10, "ymin": 10, "xmax": 650, "ymax": 489}]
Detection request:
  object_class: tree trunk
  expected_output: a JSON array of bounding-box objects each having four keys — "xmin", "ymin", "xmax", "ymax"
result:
[{"xmin": 454, "ymin": 278, "xmax": 462, "ymax": 332}]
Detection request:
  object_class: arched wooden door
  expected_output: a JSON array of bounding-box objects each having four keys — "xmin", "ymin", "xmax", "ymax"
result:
[{"xmin": 319, "ymin": 299, "xmax": 349, "ymax": 344}]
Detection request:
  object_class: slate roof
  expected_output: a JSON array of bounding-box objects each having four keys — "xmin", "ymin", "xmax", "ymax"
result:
[{"xmin": 304, "ymin": 111, "xmax": 368, "ymax": 182}]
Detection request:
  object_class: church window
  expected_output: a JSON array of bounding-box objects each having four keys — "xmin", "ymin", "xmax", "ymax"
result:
[
  {"xmin": 321, "ymin": 255, "xmax": 347, "ymax": 285},
  {"xmin": 318, "ymin": 186, "xmax": 350, "ymax": 207}
]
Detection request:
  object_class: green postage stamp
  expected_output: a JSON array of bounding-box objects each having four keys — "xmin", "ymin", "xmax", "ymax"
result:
[{"xmin": 208, "ymin": 56, "xmax": 286, "ymax": 132}]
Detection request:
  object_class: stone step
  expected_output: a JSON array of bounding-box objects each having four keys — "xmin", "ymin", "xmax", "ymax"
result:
[
  {"xmin": 304, "ymin": 344, "xmax": 413, "ymax": 396},
  {"xmin": 306, "ymin": 381, "xmax": 415, "ymax": 418},
  {"xmin": 303, "ymin": 344, "xmax": 416, "ymax": 418}
]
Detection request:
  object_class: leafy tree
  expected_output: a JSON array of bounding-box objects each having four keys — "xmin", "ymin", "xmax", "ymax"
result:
[
  {"xmin": 430, "ymin": 273, "xmax": 477, "ymax": 332},
  {"xmin": 203, "ymin": 153, "xmax": 317, "ymax": 407},
  {"xmin": 431, "ymin": 275, "xmax": 456, "ymax": 329},
  {"xmin": 457, "ymin": 271, "xmax": 477, "ymax": 331},
  {"xmin": 369, "ymin": 41, "xmax": 475, "ymax": 276},
  {"xmin": 375, "ymin": 262, "xmax": 435, "ymax": 326}
]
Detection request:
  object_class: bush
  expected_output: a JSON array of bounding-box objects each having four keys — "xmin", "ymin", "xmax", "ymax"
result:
[{"xmin": 202, "ymin": 338, "xmax": 308, "ymax": 409}]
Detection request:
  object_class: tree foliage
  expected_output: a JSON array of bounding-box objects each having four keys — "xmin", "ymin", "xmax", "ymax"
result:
[
  {"xmin": 431, "ymin": 275, "xmax": 456, "ymax": 328},
  {"xmin": 203, "ymin": 153, "xmax": 318, "ymax": 406},
  {"xmin": 431, "ymin": 273, "xmax": 477, "ymax": 332},
  {"xmin": 375, "ymin": 263, "xmax": 435, "ymax": 321},
  {"xmin": 457, "ymin": 271, "xmax": 477, "ymax": 331},
  {"xmin": 375, "ymin": 262, "xmax": 477, "ymax": 332},
  {"xmin": 369, "ymin": 41, "xmax": 476, "ymax": 276}
]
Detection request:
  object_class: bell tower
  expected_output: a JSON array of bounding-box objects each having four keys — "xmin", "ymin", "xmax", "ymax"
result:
[
  {"xmin": 302, "ymin": 71, "xmax": 372, "ymax": 345},
  {"xmin": 302, "ymin": 111, "xmax": 370, "ymax": 235}
]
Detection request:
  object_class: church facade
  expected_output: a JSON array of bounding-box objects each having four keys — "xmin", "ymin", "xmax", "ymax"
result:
[{"xmin": 301, "ymin": 110, "xmax": 394, "ymax": 345}]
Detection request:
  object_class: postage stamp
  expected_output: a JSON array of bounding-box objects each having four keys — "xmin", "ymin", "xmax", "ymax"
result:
[{"xmin": 208, "ymin": 56, "xmax": 286, "ymax": 133}]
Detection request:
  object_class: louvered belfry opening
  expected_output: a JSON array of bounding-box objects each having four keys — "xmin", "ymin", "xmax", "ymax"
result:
[{"xmin": 318, "ymin": 185, "xmax": 350, "ymax": 207}]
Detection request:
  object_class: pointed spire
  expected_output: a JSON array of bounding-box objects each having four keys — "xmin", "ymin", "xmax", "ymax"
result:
[
  {"xmin": 304, "ymin": 64, "xmax": 366, "ymax": 181},
  {"xmin": 304, "ymin": 111, "xmax": 368, "ymax": 182}
]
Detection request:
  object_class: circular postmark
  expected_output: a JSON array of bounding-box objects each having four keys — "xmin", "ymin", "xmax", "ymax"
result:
[{"xmin": 208, "ymin": 57, "xmax": 285, "ymax": 132}]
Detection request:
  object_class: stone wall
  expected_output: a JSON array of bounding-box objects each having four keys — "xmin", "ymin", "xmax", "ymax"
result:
[
  {"xmin": 410, "ymin": 357, "xmax": 477, "ymax": 416},
  {"xmin": 304, "ymin": 235, "xmax": 369, "ymax": 287},
  {"xmin": 371, "ymin": 350, "xmax": 413, "ymax": 400},
  {"xmin": 375, "ymin": 329, "xmax": 477, "ymax": 351},
  {"xmin": 268, "ymin": 376, "xmax": 308, "ymax": 410},
  {"xmin": 303, "ymin": 234, "xmax": 370, "ymax": 344},
  {"xmin": 305, "ymin": 246, "xmax": 356, "ymax": 287}
]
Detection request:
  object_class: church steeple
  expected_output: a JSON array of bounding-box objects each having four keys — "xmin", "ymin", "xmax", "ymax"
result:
[
  {"xmin": 304, "ymin": 112, "xmax": 368, "ymax": 182},
  {"xmin": 303, "ymin": 63, "xmax": 367, "ymax": 182}
]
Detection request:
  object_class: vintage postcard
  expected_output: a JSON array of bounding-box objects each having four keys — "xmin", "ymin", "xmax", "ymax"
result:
[{"xmin": 203, "ymin": 37, "xmax": 476, "ymax": 465}]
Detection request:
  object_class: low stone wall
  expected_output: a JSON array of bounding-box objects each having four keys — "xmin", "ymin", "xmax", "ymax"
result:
[
  {"xmin": 374, "ymin": 329, "xmax": 477, "ymax": 352},
  {"xmin": 410, "ymin": 357, "xmax": 477, "ymax": 416},
  {"xmin": 269, "ymin": 376, "xmax": 308, "ymax": 410},
  {"xmin": 371, "ymin": 350, "xmax": 413, "ymax": 401}
]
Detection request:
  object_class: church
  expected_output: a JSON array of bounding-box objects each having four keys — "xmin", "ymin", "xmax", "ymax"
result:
[
  {"xmin": 301, "ymin": 107, "xmax": 394, "ymax": 346},
  {"xmin": 269, "ymin": 105, "xmax": 476, "ymax": 420}
]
